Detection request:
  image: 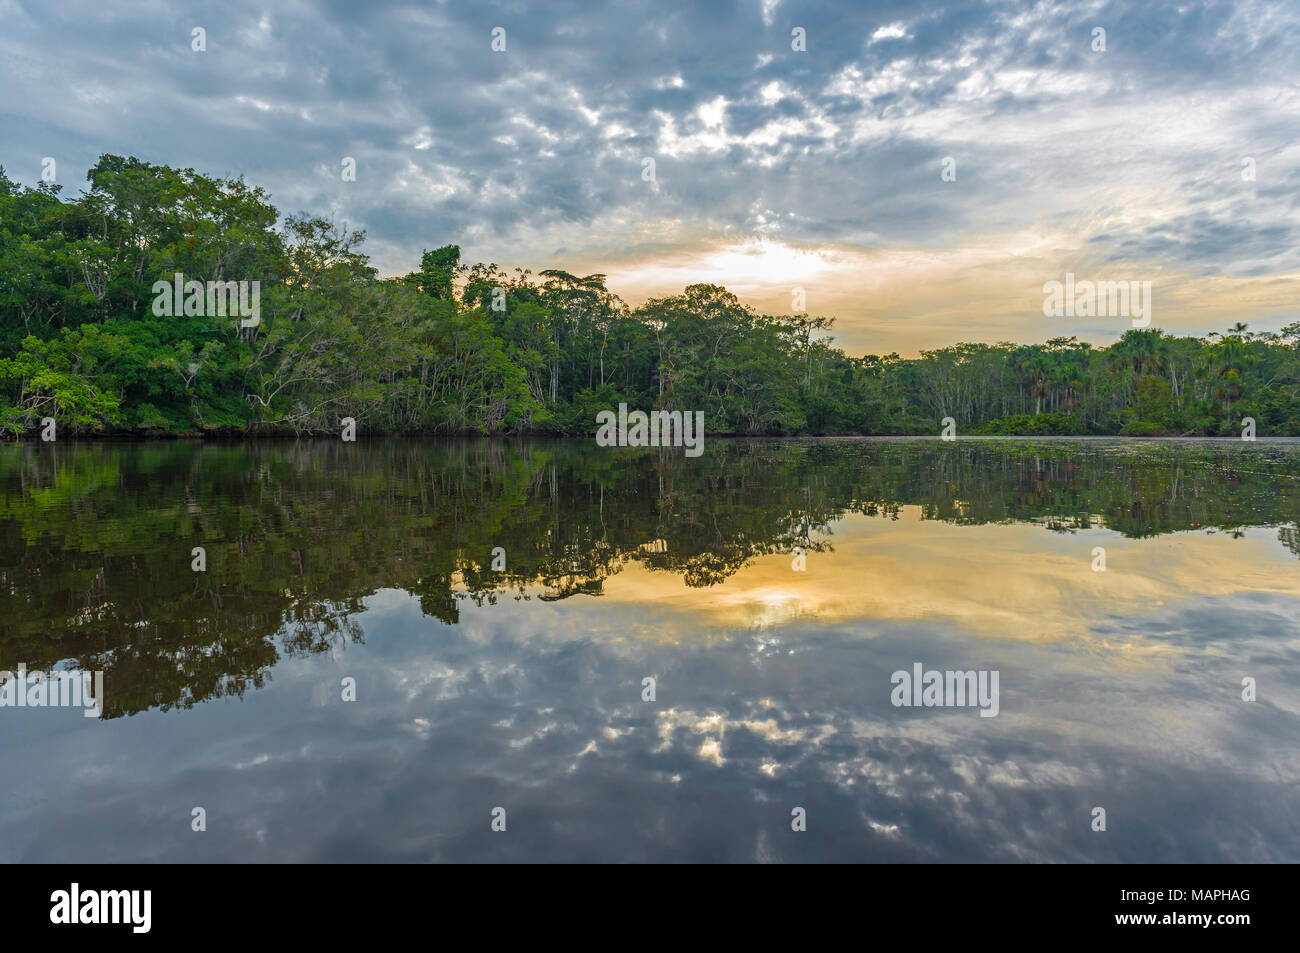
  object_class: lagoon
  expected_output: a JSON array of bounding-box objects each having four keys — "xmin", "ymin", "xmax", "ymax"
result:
[{"xmin": 1, "ymin": 437, "xmax": 1297, "ymax": 862}]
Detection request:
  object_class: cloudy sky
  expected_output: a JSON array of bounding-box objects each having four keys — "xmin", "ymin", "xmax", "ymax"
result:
[{"xmin": 2, "ymin": 0, "xmax": 1298, "ymax": 354}]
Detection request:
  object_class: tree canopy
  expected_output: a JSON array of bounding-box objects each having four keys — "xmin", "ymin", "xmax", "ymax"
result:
[{"xmin": 2, "ymin": 156, "xmax": 1298, "ymax": 437}]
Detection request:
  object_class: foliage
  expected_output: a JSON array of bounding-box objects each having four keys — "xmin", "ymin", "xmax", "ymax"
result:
[
  {"xmin": 3, "ymin": 157, "xmax": 1299, "ymax": 436},
  {"xmin": 971, "ymin": 413, "xmax": 1083, "ymax": 436}
]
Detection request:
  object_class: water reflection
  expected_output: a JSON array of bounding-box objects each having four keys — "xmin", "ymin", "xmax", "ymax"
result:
[{"xmin": 1, "ymin": 438, "xmax": 1297, "ymax": 861}]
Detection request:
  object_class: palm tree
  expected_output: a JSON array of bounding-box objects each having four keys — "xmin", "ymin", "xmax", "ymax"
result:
[
  {"xmin": 1212, "ymin": 334, "xmax": 1254, "ymax": 417},
  {"xmin": 1108, "ymin": 330, "xmax": 1165, "ymax": 395}
]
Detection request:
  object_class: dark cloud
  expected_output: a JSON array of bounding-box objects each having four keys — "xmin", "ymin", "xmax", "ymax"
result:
[{"xmin": 1, "ymin": 0, "xmax": 1297, "ymax": 280}]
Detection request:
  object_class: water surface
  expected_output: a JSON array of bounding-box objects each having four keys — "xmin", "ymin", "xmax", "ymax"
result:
[{"xmin": 2, "ymin": 437, "xmax": 1298, "ymax": 862}]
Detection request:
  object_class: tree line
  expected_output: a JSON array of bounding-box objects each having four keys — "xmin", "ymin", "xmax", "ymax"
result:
[{"xmin": 3, "ymin": 154, "xmax": 1299, "ymax": 437}]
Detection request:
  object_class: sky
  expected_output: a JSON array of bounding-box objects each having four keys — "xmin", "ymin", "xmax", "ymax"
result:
[{"xmin": 1, "ymin": 0, "xmax": 1298, "ymax": 355}]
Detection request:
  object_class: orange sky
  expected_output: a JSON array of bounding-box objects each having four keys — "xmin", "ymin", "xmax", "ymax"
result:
[{"xmin": 544, "ymin": 235, "xmax": 1300, "ymax": 357}]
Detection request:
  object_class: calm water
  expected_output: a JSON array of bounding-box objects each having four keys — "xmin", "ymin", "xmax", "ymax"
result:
[{"xmin": 2, "ymin": 437, "xmax": 1298, "ymax": 862}]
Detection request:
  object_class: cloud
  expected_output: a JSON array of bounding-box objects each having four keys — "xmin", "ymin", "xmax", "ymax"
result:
[{"xmin": 1, "ymin": 0, "xmax": 1298, "ymax": 352}]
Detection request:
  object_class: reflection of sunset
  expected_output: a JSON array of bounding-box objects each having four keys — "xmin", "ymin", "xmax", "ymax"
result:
[{"xmin": 579, "ymin": 507, "xmax": 1300, "ymax": 648}]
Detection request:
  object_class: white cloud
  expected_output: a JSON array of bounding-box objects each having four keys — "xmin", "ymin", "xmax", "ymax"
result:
[{"xmin": 870, "ymin": 22, "xmax": 908, "ymax": 43}]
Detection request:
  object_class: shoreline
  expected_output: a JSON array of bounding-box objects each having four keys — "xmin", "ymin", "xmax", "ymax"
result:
[{"xmin": 6, "ymin": 433, "xmax": 1300, "ymax": 443}]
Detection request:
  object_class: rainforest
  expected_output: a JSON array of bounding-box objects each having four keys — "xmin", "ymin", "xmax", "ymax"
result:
[{"xmin": 2, "ymin": 154, "xmax": 1299, "ymax": 439}]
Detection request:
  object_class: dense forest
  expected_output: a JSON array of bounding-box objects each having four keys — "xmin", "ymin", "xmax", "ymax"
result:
[{"xmin": 3, "ymin": 154, "xmax": 1299, "ymax": 438}]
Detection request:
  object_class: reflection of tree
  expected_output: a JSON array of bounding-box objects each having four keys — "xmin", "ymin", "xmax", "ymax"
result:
[
  {"xmin": 1279, "ymin": 525, "xmax": 1300, "ymax": 558},
  {"xmin": 2, "ymin": 438, "xmax": 1299, "ymax": 717}
]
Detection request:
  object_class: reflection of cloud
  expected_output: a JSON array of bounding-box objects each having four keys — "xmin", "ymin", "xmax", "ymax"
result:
[{"xmin": 5, "ymin": 572, "xmax": 1299, "ymax": 862}]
